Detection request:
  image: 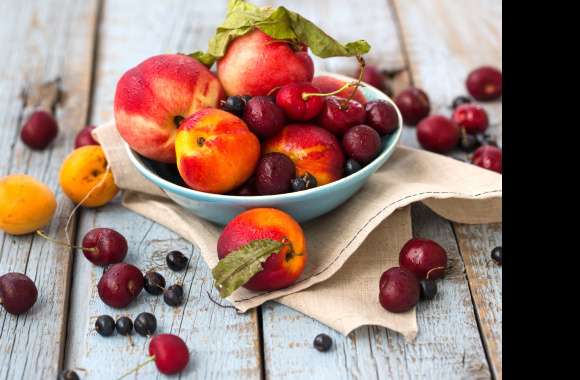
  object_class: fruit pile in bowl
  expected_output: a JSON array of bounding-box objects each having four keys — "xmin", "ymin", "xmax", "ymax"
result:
[{"xmin": 119, "ymin": 0, "xmax": 402, "ymax": 225}]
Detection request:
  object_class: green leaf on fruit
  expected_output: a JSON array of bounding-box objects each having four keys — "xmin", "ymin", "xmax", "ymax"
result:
[
  {"xmin": 212, "ymin": 238, "xmax": 285, "ymax": 298},
  {"xmin": 188, "ymin": 0, "xmax": 371, "ymax": 67}
]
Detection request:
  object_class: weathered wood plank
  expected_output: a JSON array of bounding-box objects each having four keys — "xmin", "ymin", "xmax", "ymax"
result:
[
  {"xmin": 391, "ymin": 0, "xmax": 502, "ymax": 377},
  {"xmin": 454, "ymin": 223, "xmax": 502, "ymax": 378},
  {"xmin": 63, "ymin": 1, "xmax": 262, "ymax": 378},
  {"xmin": 256, "ymin": 0, "xmax": 492, "ymax": 379},
  {"xmin": 0, "ymin": 0, "xmax": 100, "ymax": 379}
]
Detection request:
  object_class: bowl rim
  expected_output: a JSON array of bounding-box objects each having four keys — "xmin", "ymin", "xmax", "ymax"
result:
[{"xmin": 125, "ymin": 71, "xmax": 403, "ymax": 202}]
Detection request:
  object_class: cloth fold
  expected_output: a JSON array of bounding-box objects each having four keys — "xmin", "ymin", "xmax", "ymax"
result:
[{"xmin": 94, "ymin": 120, "xmax": 501, "ymax": 340}]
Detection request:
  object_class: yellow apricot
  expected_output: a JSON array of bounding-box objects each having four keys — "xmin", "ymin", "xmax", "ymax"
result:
[
  {"xmin": 0, "ymin": 174, "xmax": 57, "ymax": 235},
  {"xmin": 59, "ymin": 145, "xmax": 118, "ymax": 208}
]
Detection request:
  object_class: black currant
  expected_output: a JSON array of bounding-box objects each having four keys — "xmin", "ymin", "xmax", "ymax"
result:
[
  {"xmin": 220, "ymin": 96, "xmax": 246, "ymax": 116},
  {"xmin": 166, "ymin": 251, "xmax": 188, "ymax": 272},
  {"xmin": 313, "ymin": 333, "xmax": 332, "ymax": 352},
  {"xmin": 344, "ymin": 159, "xmax": 362, "ymax": 176},
  {"xmin": 59, "ymin": 369, "xmax": 80, "ymax": 380},
  {"xmin": 134, "ymin": 312, "xmax": 157, "ymax": 336},
  {"xmin": 115, "ymin": 316, "xmax": 133, "ymax": 335},
  {"xmin": 451, "ymin": 95, "xmax": 472, "ymax": 109},
  {"xmin": 491, "ymin": 246, "xmax": 502, "ymax": 265},
  {"xmin": 144, "ymin": 271, "xmax": 166, "ymax": 295},
  {"xmin": 458, "ymin": 132, "xmax": 480, "ymax": 152},
  {"xmin": 419, "ymin": 279, "xmax": 437, "ymax": 300},
  {"xmin": 164, "ymin": 284, "xmax": 184, "ymax": 307},
  {"xmin": 95, "ymin": 315, "xmax": 115, "ymax": 337},
  {"xmin": 290, "ymin": 177, "xmax": 306, "ymax": 192}
]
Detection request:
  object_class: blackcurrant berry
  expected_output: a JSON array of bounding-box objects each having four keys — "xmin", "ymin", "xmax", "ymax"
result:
[
  {"xmin": 451, "ymin": 95, "xmax": 472, "ymax": 109},
  {"xmin": 144, "ymin": 271, "xmax": 166, "ymax": 295},
  {"xmin": 491, "ymin": 246, "xmax": 502, "ymax": 265},
  {"xmin": 164, "ymin": 284, "xmax": 184, "ymax": 307},
  {"xmin": 134, "ymin": 312, "xmax": 157, "ymax": 336},
  {"xmin": 458, "ymin": 132, "xmax": 480, "ymax": 152},
  {"xmin": 313, "ymin": 333, "xmax": 332, "ymax": 352},
  {"xmin": 59, "ymin": 369, "xmax": 80, "ymax": 380},
  {"xmin": 115, "ymin": 316, "xmax": 133, "ymax": 335},
  {"xmin": 220, "ymin": 96, "xmax": 246, "ymax": 116},
  {"xmin": 95, "ymin": 315, "xmax": 115, "ymax": 337},
  {"xmin": 419, "ymin": 279, "xmax": 437, "ymax": 300},
  {"xmin": 344, "ymin": 159, "xmax": 362, "ymax": 176},
  {"xmin": 166, "ymin": 251, "xmax": 188, "ymax": 271}
]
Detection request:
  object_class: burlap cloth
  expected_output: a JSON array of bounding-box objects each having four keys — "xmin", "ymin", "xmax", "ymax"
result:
[{"xmin": 94, "ymin": 121, "xmax": 501, "ymax": 341}]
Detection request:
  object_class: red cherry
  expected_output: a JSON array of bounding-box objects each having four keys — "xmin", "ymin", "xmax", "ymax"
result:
[
  {"xmin": 394, "ymin": 87, "xmax": 430, "ymax": 126},
  {"xmin": 472, "ymin": 145, "xmax": 502, "ymax": 173},
  {"xmin": 416, "ymin": 115, "xmax": 460, "ymax": 153},
  {"xmin": 318, "ymin": 96, "xmax": 366, "ymax": 135},
  {"xmin": 379, "ymin": 267, "xmax": 420, "ymax": 313},
  {"xmin": 149, "ymin": 334, "xmax": 190, "ymax": 375},
  {"xmin": 97, "ymin": 263, "xmax": 144, "ymax": 308},
  {"xmin": 243, "ymin": 96, "xmax": 286, "ymax": 139},
  {"xmin": 275, "ymin": 82, "xmax": 324, "ymax": 121},
  {"xmin": 452, "ymin": 104, "xmax": 489, "ymax": 135},
  {"xmin": 365, "ymin": 100, "xmax": 399, "ymax": 135},
  {"xmin": 20, "ymin": 110, "xmax": 58, "ymax": 150},
  {"xmin": 82, "ymin": 228, "xmax": 128, "ymax": 266},
  {"xmin": 342, "ymin": 125, "xmax": 381, "ymax": 165},
  {"xmin": 74, "ymin": 125, "xmax": 98, "ymax": 148},
  {"xmin": 399, "ymin": 238, "xmax": 448, "ymax": 280},
  {"xmin": 466, "ymin": 66, "xmax": 502, "ymax": 101},
  {"xmin": 357, "ymin": 65, "xmax": 391, "ymax": 95},
  {"xmin": 0, "ymin": 273, "xmax": 38, "ymax": 315}
]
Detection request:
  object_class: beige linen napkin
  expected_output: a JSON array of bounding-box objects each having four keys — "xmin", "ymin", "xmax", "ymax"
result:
[{"xmin": 94, "ymin": 121, "xmax": 501, "ymax": 341}]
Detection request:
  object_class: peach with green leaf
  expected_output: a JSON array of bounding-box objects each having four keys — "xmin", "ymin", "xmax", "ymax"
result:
[
  {"xmin": 190, "ymin": 0, "xmax": 370, "ymax": 96},
  {"xmin": 213, "ymin": 208, "xmax": 307, "ymax": 297}
]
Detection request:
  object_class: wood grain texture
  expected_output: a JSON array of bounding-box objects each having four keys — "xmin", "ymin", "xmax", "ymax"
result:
[
  {"xmin": 0, "ymin": 0, "xmax": 99, "ymax": 379},
  {"xmin": 391, "ymin": 1, "xmax": 502, "ymax": 377},
  {"xmin": 454, "ymin": 223, "xmax": 502, "ymax": 379},
  {"xmin": 256, "ymin": 1, "xmax": 493, "ymax": 379},
  {"xmin": 63, "ymin": 1, "xmax": 262, "ymax": 379}
]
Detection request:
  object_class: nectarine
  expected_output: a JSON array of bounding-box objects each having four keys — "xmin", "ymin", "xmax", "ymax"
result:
[
  {"xmin": 217, "ymin": 208, "xmax": 307, "ymax": 292},
  {"xmin": 175, "ymin": 109, "xmax": 260, "ymax": 194},
  {"xmin": 217, "ymin": 29, "xmax": 314, "ymax": 97},
  {"xmin": 263, "ymin": 124, "xmax": 345, "ymax": 186},
  {"xmin": 115, "ymin": 54, "xmax": 225, "ymax": 163}
]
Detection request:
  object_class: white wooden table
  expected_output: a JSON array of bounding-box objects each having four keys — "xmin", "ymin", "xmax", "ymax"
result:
[{"xmin": 0, "ymin": 1, "xmax": 502, "ymax": 379}]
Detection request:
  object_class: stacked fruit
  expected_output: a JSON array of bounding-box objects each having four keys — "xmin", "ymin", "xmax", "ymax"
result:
[{"xmin": 115, "ymin": 47, "xmax": 398, "ymax": 197}]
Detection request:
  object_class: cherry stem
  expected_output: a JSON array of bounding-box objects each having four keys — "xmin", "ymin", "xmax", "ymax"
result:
[
  {"xmin": 426, "ymin": 266, "xmax": 446, "ymax": 280},
  {"xmin": 301, "ymin": 81, "xmax": 358, "ymax": 101},
  {"xmin": 115, "ymin": 356, "xmax": 156, "ymax": 380},
  {"xmin": 35, "ymin": 230, "xmax": 96, "ymax": 252},
  {"xmin": 342, "ymin": 55, "xmax": 366, "ymax": 108}
]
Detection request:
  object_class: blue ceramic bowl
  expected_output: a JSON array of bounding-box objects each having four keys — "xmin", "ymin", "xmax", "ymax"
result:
[{"xmin": 126, "ymin": 72, "xmax": 402, "ymax": 225}]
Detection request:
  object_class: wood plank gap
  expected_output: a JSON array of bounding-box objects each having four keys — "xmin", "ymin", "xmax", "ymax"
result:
[
  {"xmin": 85, "ymin": 0, "xmax": 105, "ymax": 124},
  {"xmin": 256, "ymin": 306, "xmax": 266, "ymax": 380},
  {"xmin": 59, "ymin": 0, "xmax": 104, "ymax": 373},
  {"xmin": 450, "ymin": 223, "xmax": 497, "ymax": 380},
  {"xmin": 385, "ymin": 0, "xmax": 413, "ymax": 85}
]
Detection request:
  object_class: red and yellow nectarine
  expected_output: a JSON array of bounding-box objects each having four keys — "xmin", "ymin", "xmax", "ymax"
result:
[
  {"xmin": 115, "ymin": 54, "xmax": 225, "ymax": 163},
  {"xmin": 263, "ymin": 124, "xmax": 345, "ymax": 186},
  {"xmin": 217, "ymin": 208, "xmax": 307, "ymax": 292},
  {"xmin": 217, "ymin": 29, "xmax": 314, "ymax": 97},
  {"xmin": 175, "ymin": 109, "xmax": 260, "ymax": 194}
]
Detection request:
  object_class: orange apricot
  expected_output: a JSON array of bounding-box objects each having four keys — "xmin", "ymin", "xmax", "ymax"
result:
[
  {"xmin": 59, "ymin": 145, "xmax": 118, "ymax": 207},
  {"xmin": 0, "ymin": 174, "xmax": 57, "ymax": 235}
]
